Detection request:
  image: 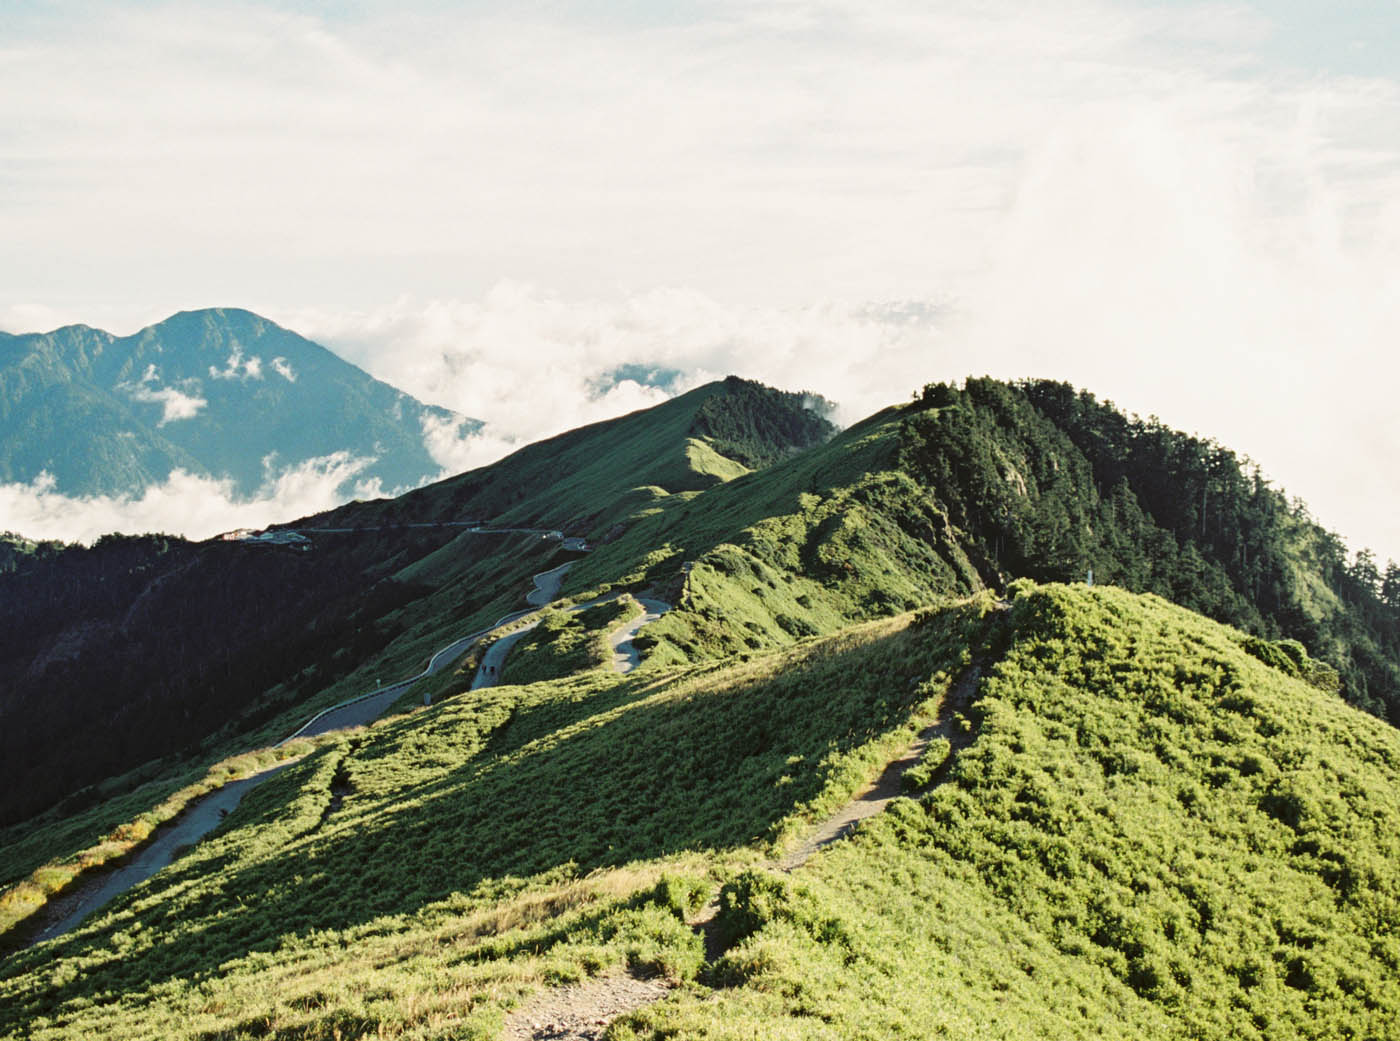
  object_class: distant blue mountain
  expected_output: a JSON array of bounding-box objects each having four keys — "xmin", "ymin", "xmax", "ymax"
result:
[{"xmin": 0, "ymin": 308, "xmax": 479, "ymax": 498}]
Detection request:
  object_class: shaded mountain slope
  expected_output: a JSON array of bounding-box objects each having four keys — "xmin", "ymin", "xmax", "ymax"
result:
[
  {"xmin": 0, "ymin": 377, "xmax": 833, "ymax": 833},
  {"xmin": 0, "ymin": 526, "xmax": 559, "ymax": 833},
  {"xmin": 0, "ymin": 308, "xmax": 473, "ymax": 497}
]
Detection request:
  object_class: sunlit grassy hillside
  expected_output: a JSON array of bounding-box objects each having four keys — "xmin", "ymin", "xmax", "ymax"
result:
[
  {"xmin": 307, "ymin": 375, "xmax": 836, "ymax": 537},
  {"xmin": 4, "ymin": 585, "xmax": 1398, "ymax": 1040}
]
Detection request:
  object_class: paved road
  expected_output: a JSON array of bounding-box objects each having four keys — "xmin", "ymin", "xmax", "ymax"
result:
[
  {"xmin": 31, "ymin": 548, "xmax": 647, "ymax": 946},
  {"xmin": 472, "ymin": 591, "xmax": 671, "ymax": 690},
  {"xmin": 31, "ymin": 758, "xmax": 298, "ymax": 945},
  {"xmin": 527, "ymin": 562, "xmax": 574, "ymax": 606},
  {"xmin": 609, "ymin": 599, "xmax": 670, "ymax": 672},
  {"xmin": 290, "ymin": 560, "xmax": 587, "ymax": 732},
  {"xmin": 281, "ymin": 522, "xmax": 588, "ymax": 553}
]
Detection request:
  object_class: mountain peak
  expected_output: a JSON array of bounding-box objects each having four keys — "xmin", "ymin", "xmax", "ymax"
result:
[{"xmin": 0, "ymin": 309, "xmax": 477, "ymax": 500}]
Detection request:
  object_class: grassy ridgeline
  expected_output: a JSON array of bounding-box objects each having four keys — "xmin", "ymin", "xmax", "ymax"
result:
[
  {"xmin": 5, "ymin": 586, "xmax": 1400, "ymax": 1039},
  {"xmin": 0, "ymin": 599, "xmax": 996, "ymax": 1040},
  {"xmin": 623, "ymin": 585, "xmax": 1400, "ymax": 1040}
]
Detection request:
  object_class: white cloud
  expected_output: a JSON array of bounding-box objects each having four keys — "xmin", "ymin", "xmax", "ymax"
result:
[
  {"xmin": 0, "ymin": 453, "xmax": 376, "ymax": 545},
  {"xmin": 3, "ymin": 1, "xmax": 1400, "ymax": 561},
  {"xmin": 420, "ymin": 413, "xmax": 515, "ymax": 477},
  {"xmin": 270, "ymin": 356, "xmax": 296, "ymax": 381},
  {"xmin": 119, "ymin": 366, "xmax": 208, "ymax": 425},
  {"xmin": 208, "ymin": 347, "xmax": 264, "ymax": 381},
  {"xmin": 293, "ymin": 284, "xmax": 937, "ymax": 453}
]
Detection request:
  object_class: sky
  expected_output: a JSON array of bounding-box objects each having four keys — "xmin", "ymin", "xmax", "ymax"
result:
[{"xmin": 2, "ymin": 0, "xmax": 1398, "ymax": 560}]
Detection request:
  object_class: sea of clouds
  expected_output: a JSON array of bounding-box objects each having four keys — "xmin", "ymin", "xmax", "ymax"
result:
[{"xmin": 1, "ymin": 1, "xmax": 1397, "ymax": 560}]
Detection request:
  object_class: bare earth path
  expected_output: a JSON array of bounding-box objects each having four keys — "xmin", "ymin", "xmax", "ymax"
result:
[
  {"xmin": 501, "ymin": 973, "xmax": 672, "ymax": 1041},
  {"xmin": 501, "ymin": 659, "xmax": 989, "ymax": 1039},
  {"xmin": 778, "ymin": 662, "xmax": 983, "ymax": 871}
]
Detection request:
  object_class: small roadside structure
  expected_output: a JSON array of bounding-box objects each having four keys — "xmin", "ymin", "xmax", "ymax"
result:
[{"xmin": 240, "ymin": 530, "xmax": 312, "ymax": 549}]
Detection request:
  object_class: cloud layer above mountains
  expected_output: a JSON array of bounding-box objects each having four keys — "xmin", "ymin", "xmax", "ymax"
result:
[
  {"xmin": 2, "ymin": 1, "xmax": 1398, "ymax": 558},
  {"xmin": 1, "ymin": 456, "xmax": 381, "ymax": 546}
]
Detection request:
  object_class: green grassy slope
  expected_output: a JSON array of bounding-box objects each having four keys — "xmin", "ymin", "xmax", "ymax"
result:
[
  {"xmin": 559, "ymin": 402, "xmax": 985, "ymax": 663},
  {"xmin": 4, "ymin": 586, "xmax": 1398, "ymax": 1040},
  {"xmin": 551, "ymin": 378, "xmax": 1398, "ymax": 725},
  {"xmin": 500, "ymin": 598, "xmax": 641, "ymax": 686},
  {"xmin": 0, "ymin": 600, "xmax": 996, "ymax": 1039},
  {"xmin": 0, "ymin": 377, "xmax": 833, "ymax": 866},
  {"xmin": 306, "ymin": 375, "xmax": 835, "ymax": 537},
  {"xmin": 625, "ymin": 585, "xmax": 1400, "ymax": 1040},
  {"xmin": 6, "ymin": 374, "xmax": 1400, "ymax": 1041}
]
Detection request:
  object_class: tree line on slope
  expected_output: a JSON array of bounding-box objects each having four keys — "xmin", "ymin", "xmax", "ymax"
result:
[
  {"xmin": 899, "ymin": 378, "xmax": 1399, "ymax": 723},
  {"xmin": 688, "ymin": 376, "xmax": 837, "ymax": 469}
]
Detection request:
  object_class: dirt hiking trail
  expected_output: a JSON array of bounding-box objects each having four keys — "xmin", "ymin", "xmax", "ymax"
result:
[{"xmin": 502, "ymin": 658, "xmax": 990, "ymax": 1039}]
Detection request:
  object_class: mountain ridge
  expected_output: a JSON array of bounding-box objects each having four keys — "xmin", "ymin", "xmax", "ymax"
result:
[
  {"xmin": 0, "ymin": 307, "xmax": 477, "ymax": 501},
  {"xmin": 2, "ymin": 374, "xmax": 1398, "ymax": 1040}
]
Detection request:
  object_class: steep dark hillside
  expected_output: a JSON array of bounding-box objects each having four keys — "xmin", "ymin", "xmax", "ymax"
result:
[
  {"xmin": 0, "ymin": 308, "xmax": 476, "ymax": 497},
  {"xmin": 0, "ymin": 377, "xmax": 833, "ymax": 831},
  {"xmin": 0, "ymin": 525, "xmax": 554, "ymax": 831},
  {"xmin": 0, "ymin": 533, "xmax": 64, "ymax": 575}
]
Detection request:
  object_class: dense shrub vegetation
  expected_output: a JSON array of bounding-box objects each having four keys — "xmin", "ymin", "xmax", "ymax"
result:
[
  {"xmin": 901, "ymin": 378, "xmax": 1400, "ymax": 721},
  {"xmin": 618, "ymin": 586, "xmax": 1400, "ymax": 1040},
  {"xmin": 689, "ymin": 376, "xmax": 836, "ymax": 469}
]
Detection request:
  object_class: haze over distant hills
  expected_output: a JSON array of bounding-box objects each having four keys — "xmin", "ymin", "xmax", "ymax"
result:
[{"xmin": 0, "ymin": 308, "xmax": 477, "ymax": 505}]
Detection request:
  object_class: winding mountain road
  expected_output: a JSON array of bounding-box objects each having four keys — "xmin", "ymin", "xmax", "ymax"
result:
[
  {"xmin": 609, "ymin": 599, "xmax": 670, "ymax": 672},
  {"xmin": 31, "ymin": 543, "xmax": 666, "ymax": 946},
  {"xmin": 471, "ymin": 565, "xmax": 672, "ymax": 690},
  {"xmin": 28, "ymin": 758, "xmax": 298, "ymax": 946},
  {"xmin": 284, "ymin": 560, "xmax": 590, "ymax": 738}
]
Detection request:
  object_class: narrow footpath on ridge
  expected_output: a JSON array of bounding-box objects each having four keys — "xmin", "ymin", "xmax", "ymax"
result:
[
  {"xmin": 502, "ymin": 650, "xmax": 998, "ymax": 1041},
  {"xmin": 29, "ymin": 540, "xmax": 664, "ymax": 947}
]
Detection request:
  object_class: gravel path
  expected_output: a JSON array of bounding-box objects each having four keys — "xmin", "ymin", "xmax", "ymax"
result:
[{"xmin": 502, "ymin": 972, "xmax": 671, "ymax": 1041}]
